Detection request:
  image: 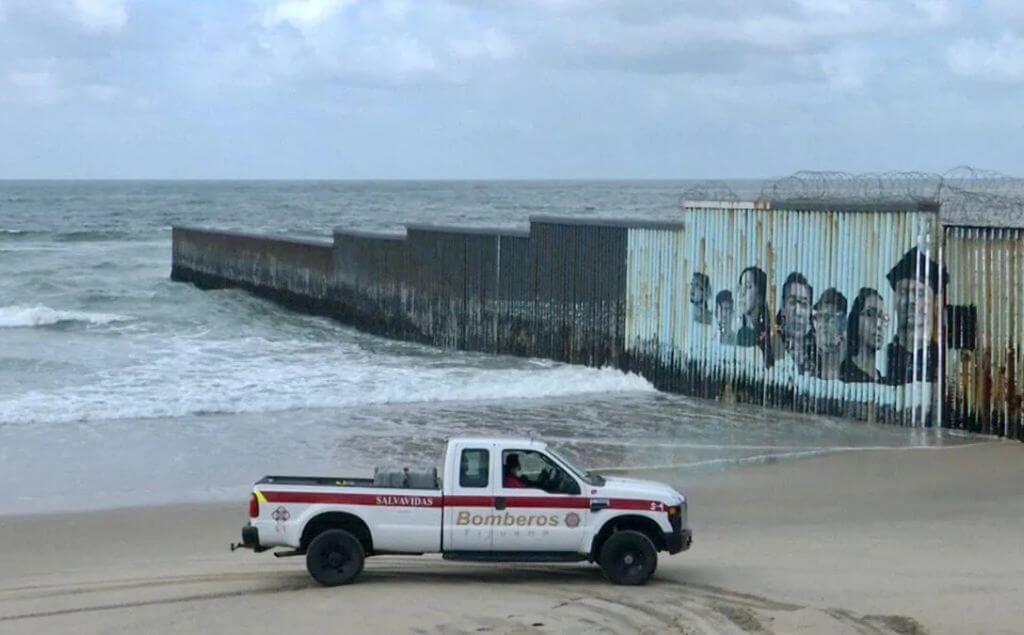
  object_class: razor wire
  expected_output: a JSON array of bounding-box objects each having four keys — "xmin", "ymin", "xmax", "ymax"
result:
[
  {"xmin": 759, "ymin": 170, "xmax": 944, "ymax": 205},
  {"xmin": 746, "ymin": 167, "xmax": 1024, "ymax": 228},
  {"xmin": 678, "ymin": 180, "xmax": 740, "ymax": 210}
]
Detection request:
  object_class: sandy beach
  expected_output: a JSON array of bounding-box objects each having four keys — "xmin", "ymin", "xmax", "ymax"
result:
[{"xmin": 1, "ymin": 441, "xmax": 1021, "ymax": 634}]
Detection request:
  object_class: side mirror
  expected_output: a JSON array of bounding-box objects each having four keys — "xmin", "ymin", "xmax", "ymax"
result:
[
  {"xmin": 558, "ymin": 479, "xmax": 581, "ymax": 496},
  {"xmin": 540, "ymin": 477, "xmax": 578, "ymax": 495}
]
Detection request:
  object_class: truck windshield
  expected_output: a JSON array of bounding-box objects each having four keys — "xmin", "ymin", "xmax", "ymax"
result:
[{"xmin": 547, "ymin": 446, "xmax": 605, "ymax": 486}]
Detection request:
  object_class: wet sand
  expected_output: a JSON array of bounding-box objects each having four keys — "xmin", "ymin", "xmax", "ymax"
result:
[{"xmin": 1, "ymin": 442, "xmax": 1021, "ymax": 634}]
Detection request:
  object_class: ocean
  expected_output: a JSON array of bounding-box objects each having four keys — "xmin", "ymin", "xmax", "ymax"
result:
[{"xmin": 0, "ymin": 180, "xmax": 968, "ymax": 514}]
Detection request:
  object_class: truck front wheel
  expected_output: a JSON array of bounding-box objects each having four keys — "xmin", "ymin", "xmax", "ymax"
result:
[
  {"xmin": 598, "ymin": 530, "xmax": 657, "ymax": 585},
  {"xmin": 306, "ymin": 529, "xmax": 365, "ymax": 586}
]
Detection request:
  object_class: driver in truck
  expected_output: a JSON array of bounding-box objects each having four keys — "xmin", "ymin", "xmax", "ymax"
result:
[{"xmin": 503, "ymin": 452, "xmax": 526, "ymax": 488}]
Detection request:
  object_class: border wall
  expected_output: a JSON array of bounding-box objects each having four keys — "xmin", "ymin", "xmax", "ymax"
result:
[{"xmin": 171, "ymin": 200, "xmax": 1023, "ymax": 441}]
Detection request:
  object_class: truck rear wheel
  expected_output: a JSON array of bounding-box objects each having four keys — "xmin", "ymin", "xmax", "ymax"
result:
[
  {"xmin": 306, "ymin": 529, "xmax": 365, "ymax": 586},
  {"xmin": 598, "ymin": 530, "xmax": 657, "ymax": 585}
]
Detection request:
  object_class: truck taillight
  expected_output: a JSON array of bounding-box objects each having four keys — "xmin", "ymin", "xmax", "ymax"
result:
[{"xmin": 249, "ymin": 492, "xmax": 259, "ymax": 518}]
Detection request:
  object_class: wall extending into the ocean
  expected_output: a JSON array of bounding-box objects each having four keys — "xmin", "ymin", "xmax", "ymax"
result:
[{"xmin": 171, "ymin": 201, "xmax": 1023, "ymax": 441}]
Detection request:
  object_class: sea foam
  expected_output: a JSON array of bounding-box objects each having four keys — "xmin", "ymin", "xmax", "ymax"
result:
[
  {"xmin": 0, "ymin": 349, "xmax": 653, "ymax": 425},
  {"xmin": 0, "ymin": 305, "xmax": 130, "ymax": 328}
]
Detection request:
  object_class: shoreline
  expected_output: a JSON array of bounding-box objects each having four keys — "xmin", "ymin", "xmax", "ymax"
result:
[
  {"xmin": 6, "ymin": 436, "xmax": 1003, "ymax": 519},
  {"xmin": 2, "ymin": 443, "xmax": 1022, "ymax": 633}
]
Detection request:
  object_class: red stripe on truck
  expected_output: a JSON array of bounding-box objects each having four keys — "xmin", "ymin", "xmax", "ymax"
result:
[
  {"xmin": 261, "ymin": 491, "xmax": 668, "ymax": 512},
  {"xmin": 609, "ymin": 498, "xmax": 667, "ymax": 511},
  {"xmin": 445, "ymin": 495, "xmax": 493, "ymax": 507},
  {"xmin": 263, "ymin": 492, "xmax": 440, "ymax": 507},
  {"xmin": 502, "ymin": 496, "xmax": 589, "ymax": 509}
]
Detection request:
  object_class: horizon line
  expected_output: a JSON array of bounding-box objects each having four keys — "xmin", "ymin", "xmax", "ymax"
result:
[{"xmin": 0, "ymin": 176, "xmax": 773, "ymax": 183}]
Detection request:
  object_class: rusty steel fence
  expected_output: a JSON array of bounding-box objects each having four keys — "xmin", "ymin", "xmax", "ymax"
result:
[
  {"xmin": 530, "ymin": 218, "xmax": 631, "ymax": 368},
  {"xmin": 172, "ymin": 198, "xmax": 1024, "ymax": 441},
  {"xmin": 943, "ymin": 226, "xmax": 1024, "ymax": 439},
  {"xmin": 171, "ymin": 226, "xmax": 334, "ymax": 313}
]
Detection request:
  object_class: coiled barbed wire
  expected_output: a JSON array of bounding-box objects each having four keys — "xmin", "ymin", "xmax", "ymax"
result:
[
  {"xmin": 678, "ymin": 180, "xmax": 740, "ymax": 207},
  {"xmin": 730, "ymin": 167, "xmax": 1024, "ymax": 228},
  {"xmin": 759, "ymin": 170, "xmax": 944, "ymax": 205}
]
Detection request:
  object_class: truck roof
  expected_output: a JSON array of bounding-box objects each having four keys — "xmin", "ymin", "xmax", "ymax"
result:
[{"xmin": 448, "ymin": 437, "xmax": 548, "ymax": 450}]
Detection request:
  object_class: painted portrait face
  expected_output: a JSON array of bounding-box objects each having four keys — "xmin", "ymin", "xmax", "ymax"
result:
[
  {"xmin": 781, "ymin": 282, "xmax": 812, "ymax": 339},
  {"xmin": 690, "ymin": 274, "xmax": 707, "ymax": 305},
  {"xmin": 716, "ymin": 299, "xmax": 734, "ymax": 331},
  {"xmin": 858, "ymin": 293, "xmax": 888, "ymax": 352},
  {"xmin": 738, "ymin": 270, "xmax": 759, "ymax": 315},
  {"xmin": 813, "ymin": 302, "xmax": 845, "ymax": 351},
  {"xmin": 894, "ymin": 278, "xmax": 932, "ymax": 340}
]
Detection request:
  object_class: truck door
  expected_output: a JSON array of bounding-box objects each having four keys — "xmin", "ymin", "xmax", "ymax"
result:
[
  {"xmin": 492, "ymin": 448, "xmax": 588, "ymax": 553},
  {"xmin": 444, "ymin": 444, "xmax": 495, "ymax": 551}
]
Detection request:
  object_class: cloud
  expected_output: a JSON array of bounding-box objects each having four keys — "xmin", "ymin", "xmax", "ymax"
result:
[
  {"xmin": 814, "ymin": 45, "xmax": 875, "ymax": 91},
  {"xmin": 69, "ymin": 0, "xmax": 129, "ymax": 32},
  {"xmin": 1, "ymin": 0, "xmax": 1023, "ymax": 178},
  {"xmin": 447, "ymin": 28, "xmax": 515, "ymax": 63},
  {"xmin": 0, "ymin": 1, "xmax": 135, "ymax": 108},
  {"xmin": 985, "ymin": 0, "xmax": 1024, "ymax": 25},
  {"xmin": 948, "ymin": 34, "xmax": 1024, "ymax": 82},
  {"xmin": 262, "ymin": 0, "xmax": 356, "ymax": 30},
  {"xmin": 519, "ymin": 0, "xmax": 956, "ymax": 77},
  {"xmin": 1, "ymin": 0, "xmax": 129, "ymax": 33},
  {"xmin": 227, "ymin": 0, "xmax": 517, "ymax": 86},
  {"xmin": 4, "ymin": 67, "xmax": 64, "ymax": 104}
]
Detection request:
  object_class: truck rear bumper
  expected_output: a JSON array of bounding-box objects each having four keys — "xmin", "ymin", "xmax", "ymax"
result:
[
  {"xmin": 241, "ymin": 525, "xmax": 260, "ymax": 548},
  {"xmin": 664, "ymin": 529, "xmax": 692, "ymax": 555},
  {"xmin": 231, "ymin": 524, "xmax": 269, "ymax": 553}
]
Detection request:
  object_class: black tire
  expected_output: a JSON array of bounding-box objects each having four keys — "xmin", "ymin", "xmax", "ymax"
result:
[
  {"xmin": 598, "ymin": 530, "xmax": 658, "ymax": 585},
  {"xmin": 306, "ymin": 529, "xmax": 365, "ymax": 586}
]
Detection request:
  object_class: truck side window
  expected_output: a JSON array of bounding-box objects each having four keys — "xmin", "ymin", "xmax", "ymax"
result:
[
  {"xmin": 503, "ymin": 450, "xmax": 580, "ymax": 495},
  {"xmin": 459, "ymin": 449, "xmax": 489, "ymax": 488}
]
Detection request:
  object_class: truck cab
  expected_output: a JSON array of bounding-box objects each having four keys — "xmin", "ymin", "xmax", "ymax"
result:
[{"xmin": 237, "ymin": 437, "xmax": 691, "ymax": 586}]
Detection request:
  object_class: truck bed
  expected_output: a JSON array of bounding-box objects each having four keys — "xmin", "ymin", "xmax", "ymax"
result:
[
  {"xmin": 257, "ymin": 468, "xmax": 439, "ymax": 490},
  {"xmin": 257, "ymin": 475, "xmax": 378, "ymax": 487}
]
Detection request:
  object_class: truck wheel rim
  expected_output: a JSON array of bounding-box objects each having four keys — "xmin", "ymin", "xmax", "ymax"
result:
[
  {"xmin": 620, "ymin": 549, "xmax": 644, "ymax": 576},
  {"xmin": 327, "ymin": 550, "xmax": 349, "ymax": 569}
]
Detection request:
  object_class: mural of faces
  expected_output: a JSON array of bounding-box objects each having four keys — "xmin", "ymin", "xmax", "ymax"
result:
[
  {"xmin": 812, "ymin": 288, "xmax": 847, "ymax": 380},
  {"xmin": 884, "ymin": 246, "xmax": 948, "ymax": 384},
  {"xmin": 893, "ymin": 278, "xmax": 932, "ymax": 346},
  {"xmin": 738, "ymin": 267, "xmax": 764, "ymax": 318},
  {"xmin": 715, "ymin": 289, "xmax": 735, "ymax": 343},
  {"xmin": 690, "ymin": 272, "xmax": 712, "ymax": 325},
  {"xmin": 839, "ymin": 288, "xmax": 888, "ymax": 383},
  {"xmin": 780, "ymin": 273, "xmax": 813, "ymax": 341},
  {"xmin": 734, "ymin": 266, "xmax": 768, "ymax": 349},
  {"xmin": 813, "ymin": 289, "xmax": 847, "ymax": 353},
  {"xmin": 688, "ymin": 247, "xmax": 948, "ymax": 385},
  {"xmin": 858, "ymin": 293, "xmax": 888, "ymax": 354}
]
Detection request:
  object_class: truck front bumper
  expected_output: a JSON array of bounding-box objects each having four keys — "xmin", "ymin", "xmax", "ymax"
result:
[{"xmin": 664, "ymin": 529, "xmax": 692, "ymax": 554}]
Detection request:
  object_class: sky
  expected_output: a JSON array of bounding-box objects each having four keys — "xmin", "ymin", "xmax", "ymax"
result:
[{"xmin": 1, "ymin": 0, "xmax": 1023, "ymax": 179}]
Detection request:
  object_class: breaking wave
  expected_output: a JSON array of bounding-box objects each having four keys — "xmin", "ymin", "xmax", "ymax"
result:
[
  {"xmin": 0, "ymin": 228, "xmax": 34, "ymax": 240},
  {"xmin": 52, "ymin": 230, "xmax": 133, "ymax": 242},
  {"xmin": 0, "ymin": 345, "xmax": 653, "ymax": 425},
  {"xmin": 0, "ymin": 305, "xmax": 131, "ymax": 329}
]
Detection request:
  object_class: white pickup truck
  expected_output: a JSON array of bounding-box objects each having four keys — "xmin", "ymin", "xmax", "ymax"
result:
[{"xmin": 234, "ymin": 437, "xmax": 691, "ymax": 586}]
